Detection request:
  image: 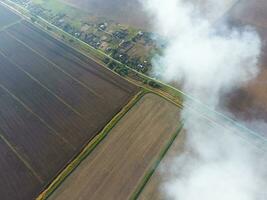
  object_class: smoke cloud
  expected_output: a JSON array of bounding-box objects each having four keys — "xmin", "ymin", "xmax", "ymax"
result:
[{"xmin": 140, "ymin": 0, "xmax": 267, "ymax": 199}]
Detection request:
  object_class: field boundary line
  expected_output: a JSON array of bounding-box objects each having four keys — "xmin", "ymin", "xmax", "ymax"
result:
[
  {"xmin": 214, "ymin": 0, "xmax": 243, "ymax": 25},
  {"xmin": 0, "ymin": 49, "xmax": 86, "ymax": 120},
  {"xmin": 35, "ymin": 90, "xmax": 184, "ymax": 200},
  {"xmin": 0, "ymin": 84, "xmax": 75, "ymax": 150},
  {"xmin": 0, "ymin": 131, "xmax": 43, "ymax": 183},
  {"xmin": 130, "ymin": 123, "xmax": 184, "ymax": 200},
  {"xmin": 0, "ymin": 18, "xmax": 22, "ymax": 32},
  {"xmin": 0, "ymin": 0, "xmax": 184, "ymax": 106},
  {"xmin": 2, "ymin": 0, "xmax": 266, "ymax": 143},
  {"xmin": 0, "ymin": 0, "xmax": 182, "ymax": 95},
  {"xmin": 182, "ymin": 101, "xmax": 267, "ymax": 152},
  {"xmin": 5, "ymin": 30, "xmax": 103, "ymax": 99},
  {"xmin": 36, "ymin": 90, "xmax": 146, "ymax": 200}
]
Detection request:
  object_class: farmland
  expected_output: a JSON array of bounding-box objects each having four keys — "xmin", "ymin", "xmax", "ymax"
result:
[
  {"xmin": 0, "ymin": 4, "xmax": 138, "ymax": 200},
  {"xmin": 2, "ymin": 1, "xmax": 266, "ymax": 200},
  {"xmin": 49, "ymin": 93, "xmax": 182, "ymax": 200},
  {"xmin": 138, "ymin": 130, "xmax": 187, "ymax": 200},
  {"xmin": 62, "ymin": 0, "xmax": 150, "ymax": 29},
  {"xmin": 137, "ymin": 1, "xmax": 267, "ymax": 198},
  {"xmin": 138, "ymin": 112, "xmax": 267, "ymax": 200},
  {"xmin": 0, "ymin": 3, "xmax": 19, "ymax": 28},
  {"xmin": 222, "ymin": 0, "xmax": 267, "ymax": 135}
]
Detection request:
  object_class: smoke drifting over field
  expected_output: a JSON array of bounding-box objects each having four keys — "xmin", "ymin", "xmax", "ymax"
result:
[{"xmin": 141, "ymin": 0, "xmax": 267, "ymax": 199}]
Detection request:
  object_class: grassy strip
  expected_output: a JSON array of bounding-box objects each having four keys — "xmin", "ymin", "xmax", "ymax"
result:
[
  {"xmin": 1, "ymin": 0, "xmax": 185, "ymax": 102},
  {"xmin": 130, "ymin": 123, "xmax": 184, "ymax": 200},
  {"xmin": 1, "ymin": 2, "xmax": 186, "ymax": 199},
  {"xmin": 1, "ymin": 0, "xmax": 105, "ymax": 61},
  {"xmin": 37, "ymin": 90, "xmax": 146, "ymax": 200}
]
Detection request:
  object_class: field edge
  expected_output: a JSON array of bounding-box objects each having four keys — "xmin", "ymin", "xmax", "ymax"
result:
[
  {"xmin": 0, "ymin": 0, "xmax": 186, "ymax": 103},
  {"xmin": 36, "ymin": 90, "xmax": 146, "ymax": 200},
  {"xmin": 36, "ymin": 89, "xmax": 184, "ymax": 200},
  {"xmin": 129, "ymin": 123, "xmax": 184, "ymax": 200},
  {"xmin": 0, "ymin": 3, "xmax": 187, "ymax": 199}
]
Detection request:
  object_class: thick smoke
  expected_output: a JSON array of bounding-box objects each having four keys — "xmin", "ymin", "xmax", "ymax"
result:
[
  {"xmin": 144, "ymin": 0, "xmax": 261, "ymax": 106},
  {"xmin": 140, "ymin": 0, "xmax": 267, "ymax": 199}
]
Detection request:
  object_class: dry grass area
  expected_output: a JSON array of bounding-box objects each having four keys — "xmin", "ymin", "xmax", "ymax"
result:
[
  {"xmin": 138, "ymin": 130, "xmax": 187, "ymax": 200},
  {"xmin": 194, "ymin": 0, "xmax": 239, "ymax": 22},
  {"xmin": 62, "ymin": 0, "xmax": 150, "ymax": 28},
  {"xmin": 49, "ymin": 93, "xmax": 181, "ymax": 200},
  {"xmin": 138, "ymin": 119, "xmax": 267, "ymax": 200},
  {"xmin": 229, "ymin": 0, "xmax": 267, "ymax": 27}
]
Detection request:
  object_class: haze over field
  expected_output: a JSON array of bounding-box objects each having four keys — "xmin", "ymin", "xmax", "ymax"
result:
[
  {"xmin": 61, "ymin": 0, "xmax": 267, "ymax": 134},
  {"xmin": 1, "ymin": 0, "xmax": 267, "ymax": 199},
  {"xmin": 224, "ymin": 0, "xmax": 267, "ymax": 133},
  {"xmin": 63, "ymin": 0, "xmax": 151, "ymax": 28},
  {"xmin": 141, "ymin": 0, "xmax": 267, "ymax": 199}
]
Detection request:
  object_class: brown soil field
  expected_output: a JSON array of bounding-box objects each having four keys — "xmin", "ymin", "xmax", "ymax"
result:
[
  {"xmin": 222, "ymin": 0, "xmax": 267, "ymax": 134},
  {"xmin": 138, "ymin": 108, "xmax": 267, "ymax": 200},
  {"xmin": 138, "ymin": 130, "xmax": 187, "ymax": 200},
  {"xmin": 49, "ymin": 93, "xmax": 181, "ymax": 200},
  {"xmin": 138, "ymin": 118, "xmax": 267, "ymax": 199},
  {"xmin": 137, "ymin": 2, "xmax": 267, "ymax": 197},
  {"xmin": 62, "ymin": 0, "xmax": 151, "ymax": 29},
  {"xmin": 61, "ymin": 0, "xmax": 237, "ymax": 29},
  {"xmin": 0, "ymin": 5, "xmax": 138, "ymax": 200},
  {"xmin": 0, "ymin": 4, "xmax": 20, "ymax": 28}
]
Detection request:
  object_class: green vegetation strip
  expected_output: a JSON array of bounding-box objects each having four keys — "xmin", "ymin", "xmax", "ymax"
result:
[
  {"xmin": 2, "ymin": 0, "xmax": 185, "ymax": 102},
  {"xmin": 37, "ymin": 90, "xmax": 146, "ymax": 200},
  {"xmin": 130, "ymin": 123, "xmax": 184, "ymax": 200}
]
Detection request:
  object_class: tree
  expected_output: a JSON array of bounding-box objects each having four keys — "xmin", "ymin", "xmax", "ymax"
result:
[
  {"xmin": 103, "ymin": 57, "xmax": 110, "ymax": 64},
  {"xmin": 148, "ymin": 80, "xmax": 161, "ymax": 88},
  {"xmin": 30, "ymin": 16, "xmax": 37, "ymax": 23}
]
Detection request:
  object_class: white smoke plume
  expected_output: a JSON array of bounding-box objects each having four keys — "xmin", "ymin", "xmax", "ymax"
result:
[
  {"xmin": 140, "ymin": 0, "xmax": 267, "ymax": 199},
  {"xmin": 144, "ymin": 0, "xmax": 261, "ymax": 106}
]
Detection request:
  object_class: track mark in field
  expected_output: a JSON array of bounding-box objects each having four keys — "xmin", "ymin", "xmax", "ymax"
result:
[
  {"xmin": 182, "ymin": 102, "xmax": 267, "ymax": 153},
  {"xmin": 0, "ymin": 4, "xmax": 139, "ymax": 198},
  {"xmin": 0, "ymin": 50, "xmax": 86, "ymax": 120},
  {"xmin": 0, "ymin": 84, "xmax": 76, "ymax": 150},
  {"xmin": 5, "ymin": 31, "xmax": 103, "ymax": 100},
  {"xmin": 0, "ymin": 19, "xmax": 22, "ymax": 32},
  {"xmin": 49, "ymin": 94, "xmax": 181, "ymax": 200},
  {"xmin": 0, "ymin": 131, "xmax": 43, "ymax": 183}
]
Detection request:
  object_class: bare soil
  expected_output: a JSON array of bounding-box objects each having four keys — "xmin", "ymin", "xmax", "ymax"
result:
[
  {"xmin": 222, "ymin": 0, "xmax": 267, "ymax": 134},
  {"xmin": 0, "ymin": 5, "xmax": 138, "ymax": 200},
  {"xmin": 0, "ymin": 4, "xmax": 20, "ymax": 28},
  {"xmin": 138, "ymin": 130, "xmax": 187, "ymax": 200},
  {"xmin": 62, "ymin": 0, "xmax": 151, "ymax": 29},
  {"xmin": 49, "ymin": 93, "xmax": 181, "ymax": 200}
]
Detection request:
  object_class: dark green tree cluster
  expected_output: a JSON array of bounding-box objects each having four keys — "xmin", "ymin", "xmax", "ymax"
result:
[
  {"xmin": 114, "ymin": 65, "xmax": 129, "ymax": 76},
  {"xmin": 107, "ymin": 61, "xmax": 117, "ymax": 70},
  {"xmin": 143, "ymin": 80, "xmax": 161, "ymax": 89}
]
